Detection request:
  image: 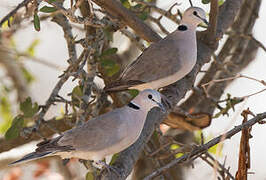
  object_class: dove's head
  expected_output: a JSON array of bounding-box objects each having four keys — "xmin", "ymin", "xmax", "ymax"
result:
[
  {"xmin": 182, "ymin": 7, "xmax": 208, "ymax": 27},
  {"xmin": 130, "ymin": 89, "xmax": 165, "ymax": 112}
]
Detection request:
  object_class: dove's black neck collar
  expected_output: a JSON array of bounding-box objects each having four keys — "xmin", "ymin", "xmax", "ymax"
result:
[
  {"xmin": 177, "ymin": 24, "xmax": 188, "ymax": 31},
  {"xmin": 128, "ymin": 102, "xmax": 140, "ymax": 110}
]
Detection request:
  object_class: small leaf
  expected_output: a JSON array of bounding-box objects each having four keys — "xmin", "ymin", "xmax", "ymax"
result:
[
  {"xmin": 218, "ymin": 0, "xmax": 225, "ymax": 6},
  {"xmin": 103, "ymin": 29, "xmax": 113, "ymax": 42},
  {"xmin": 5, "ymin": 115, "xmax": 24, "ymax": 140},
  {"xmin": 101, "ymin": 59, "xmax": 120, "ymax": 77},
  {"xmin": 21, "ymin": 67, "xmax": 35, "ymax": 83},
  {"xmin": 33, "ymin": 13, "xmax": 40, "ymax": 31},
  {"xmin": 26, "ymin": 39, "xmax": 40, "ymax": 56},
  {"xmin": 72, "ymin": 86, "xmax": 83, "ymax": 98},
  {"xmin": 40, "ymin": 6, "xmax": 57, "ymax": 13},
  {"xmin": 100, "ymin": 48, "xmax": 118, "ymax": 57},
  {"xmin": 48, "ymin": 0, "xmax": 56, "ymax": 2},
  {"xmin": 202, "ymin": 0, "xmax": 210, "ymax": 4},
  {"xmin": 20, "ymin": 97, "xmax": 39, "ymax": 118},
  {"xmin": 109, "ymin": 153, "xmax": 119, "ymax": 165},
  {"xmin": 71, "ymin": 85, "xmax": 83, "ymax": 107},
  {"xmin": 128, "ymin": 89, "xmax": 139, "ymax": 98},
  {"xmin": 86, "ymin": 172, "xmax": 94, "ymax": 180},
  {"xmin": 208, "ymin": 143, "xmax": 223, "ymax": 156},
  {"xmin": 194, "ymin": 130, "xmax": 203, "ymax": 144},
  {"xmin": 0, "ymin": 96, "xmax": 13, "ymax": 133},
  {"xmin": 1, "ymin": 16, "xmax": 13, "ymax": 28},
  {"xmin": 139, "ymin": 11, "xmax": 148, "ymax": 21},
  {"xmin": 120, "ymin": 0, "xmax": 131, "ymax": 8}
]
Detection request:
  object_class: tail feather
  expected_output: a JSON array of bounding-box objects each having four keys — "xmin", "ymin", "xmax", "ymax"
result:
[{"xmin": 9, "ymin": 151, "xmax": 52, "ymax": 165}]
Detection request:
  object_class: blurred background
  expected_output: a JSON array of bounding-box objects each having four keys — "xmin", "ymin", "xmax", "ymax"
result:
[{"xmin": 0, "ymin": 0, "xmax": 265, "ymax": 179}]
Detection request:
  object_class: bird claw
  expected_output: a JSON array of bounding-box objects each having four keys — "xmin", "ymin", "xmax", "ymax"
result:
[{"xmin": 96, "ymin": 160, "xmax": 121, "ymax": 177}]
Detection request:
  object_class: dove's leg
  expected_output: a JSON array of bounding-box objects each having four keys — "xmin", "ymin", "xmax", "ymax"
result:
[{"xmin": 96, "ymin": 160, "xmax": 121, "ymax": 177}]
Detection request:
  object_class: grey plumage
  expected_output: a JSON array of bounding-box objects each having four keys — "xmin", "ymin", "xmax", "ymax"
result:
[
  {"xmin": 9, "ymin": 89, "xmax": 165, "ymax": 165},
  {"xmin": 104, "ymin": 7, "xmax": 208, "ymax": 92}
]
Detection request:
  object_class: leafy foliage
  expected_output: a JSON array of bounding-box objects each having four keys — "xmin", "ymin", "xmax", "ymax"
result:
[
  {"xmin": 4, "ymin": 97, "xmax": 39, "ymax": 139},
  {"xmin": 39, "ymin": 6, "xmax": 57, "ymax": 13},
  {"xmin": 214, "ymin": 93, "xmax": 244, "ymax": 118},
  {"xmin": 26, "ymin": 39, "xmax": 40, "ymax": 56},
  {"xmin": 33, "ymin": 13, "xmax": 40, "ymax": 31},
  {"xmin": 86, "ymin": 172, "xmax": 94, "ymax": 180},
  {"xmin": 5, "ymin": 115, "xmax": 24, "ymax": 140},
  {"xmin": 20, "ymin": 97, "xmax": 39, "ymax": 118},
  {"xmin": 0, "ymin": 96, "xmax": 13, "ymax": 133},
  {"xmin": 99, "ymin": 48, "xmax": 120, "ymax": 77},
  {"xmin": 194, "ymin": 130, "xmax": 223, "ymax": 156}
]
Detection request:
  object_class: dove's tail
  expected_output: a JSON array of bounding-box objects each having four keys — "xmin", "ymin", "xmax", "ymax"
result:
[{"xmin": 9, "ymin": 151, "xmax": 53, "ymax": 165}]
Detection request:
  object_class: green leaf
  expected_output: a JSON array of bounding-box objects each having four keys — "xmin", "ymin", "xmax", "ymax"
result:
[
  {"xmin": 48, "ymin": 0, "xmax": 56, "ymax": 2},
  {"xmin": 109, "ymin": 153, "xmax": 119, "ymax": 165},
  {"xmin": 1, "ymin": 16, "xmax": 13, "ymax": 28},
  {"xmin": 202, "ymin": 0, "xmax": 210, "ymax": 4},
  {"xmin": 194, "ymin": 130, "xmax": 203, "ymax": 144},
  {"xmin": 100, "ymin": 48, "xmax": 118, "ymax": 57},
  {"xmin": 21, "ymin": 67, "xmax": 35, "ymax": 83},
  {"xmin": 40, "ymin": 6, "xmax": 57, "ymax": 13},
  {"xmin": 120, "ymin": 0, "xmax": 131, "ymax": 8},
  {"xmin": 128, "ymin": 89, "xmax": 139, "ymax": 98},
  {"xmin": 0, "ymin": 96, "xmax": 13, "ymax": 133},
  {"xmin": 26, "ymin": 39, "xmax": 40, "ymax": 56},
  {"xmin": 101, "ymin": 59, "xmax": 120, "ymax": 77},
  {"xmin": 170, "ymin": 144, "xmax": 184, "ymax": 158},
  {"xmin": 5, "ymin": 115, "xmax": 24, "ymax": 140},
  {"xmin": 72, "ymin": 86, "xmax": 83, "ymax": 98},
  {"xmin": 218, "ymin": 0, "xmax": 225, "ymax": 6},
  {"xmin": 20, "ymin": 97, "xmax": 39, "ymax": 118},
  {"xmin": 139, "ymin": 11, "xmax": 148, "ymax": 21},
  {"xmin": 85, "ymin": 172, "xmax": 94, "ymax": 180},
  {"xmin": 103, "ymin": 29, "xmax": 113, "ymax": 42},
  {"xmin": 71, "ymin": 85, "xmax": 83, "ymax": 107},
  {"xmin": 33, "ymin": 13, "xmax": 40, "ymax": 31},
  {"xmin": 208, "ymin": 142, "xmax": 223, "ymax": 156}
]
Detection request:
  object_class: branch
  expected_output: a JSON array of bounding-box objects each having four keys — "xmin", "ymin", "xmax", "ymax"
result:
[
  {"xmin": 207, "ymin": 0, "xmax": 219, "ymax": 43},
  {"xmin": 92, "ymin": 0, "xmax": 161, "ymax": 42},
  {"xmin": 144, "ymin": 112, "xmax": 266, "ymax": 179},
  {"xmin": 51, "ymin": 13, "xmax": 77, "ymax": 60}
]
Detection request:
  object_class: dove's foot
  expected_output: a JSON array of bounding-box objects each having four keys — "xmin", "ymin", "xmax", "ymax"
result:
[{"xmin": 96, "ymin": 160, "xmax": 121, "ymax": 177}]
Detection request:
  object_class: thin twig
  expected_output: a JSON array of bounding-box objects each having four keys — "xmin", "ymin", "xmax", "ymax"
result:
[
  {"xmin": 0, "ymin": 0, "xmax": 32, "ymax": 27},
  {"xmin": 144, "ymin": 112, "xmax": 266, "ymax": 180}
]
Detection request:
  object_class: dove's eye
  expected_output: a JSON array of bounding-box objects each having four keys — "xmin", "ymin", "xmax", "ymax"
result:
[
  {"xmin": 193, "ymin": 11, "xmax": 198, "ymax": 16},
  {"xmin": 148, "ymin": 94, "xmax": 153, "ymax": 99}
]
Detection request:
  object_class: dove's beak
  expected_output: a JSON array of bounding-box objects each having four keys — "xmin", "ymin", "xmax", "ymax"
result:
[
  {"xmin": 194, "ymin": 14, "xmax": 209, "ymax": 26},
  {"xmin": 202, "ymin": 18, "xmax": 209, "ymax": 26}
]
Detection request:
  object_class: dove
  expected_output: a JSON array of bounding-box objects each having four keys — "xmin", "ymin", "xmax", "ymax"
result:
[
  {"xmin": 9, "ymin": 89, "xmax": 165, "ymax": 165},
  {"xmin": 104, "ymin": 7, "xmax": 208, "ymax": 92}
]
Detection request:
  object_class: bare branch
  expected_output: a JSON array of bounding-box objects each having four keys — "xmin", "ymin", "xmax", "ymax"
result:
[
  {"xmin": 207, "ymin": 0, "xmax": 219, "ymax": 43},
  {"xmin": 92, "ymin": 0, "xmax": 161, "ymax": 42}
]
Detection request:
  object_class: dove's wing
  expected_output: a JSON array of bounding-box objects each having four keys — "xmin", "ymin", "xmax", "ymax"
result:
[
  {"xmin": 120, "ymin": 29, "xmax": 196, "ymax": 83},
  {"xmin": 57, "ymin": 108, "xmax": 129, "ymax": 152}
]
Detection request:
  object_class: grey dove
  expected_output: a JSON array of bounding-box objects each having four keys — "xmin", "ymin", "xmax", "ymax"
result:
[
  {"xmin": 9, "ymin": 89, "xmax": 165, "ymax": 165},
  {"xmin": 104, "ymin": 7, "xmax": 208, "ymax": 92}
]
